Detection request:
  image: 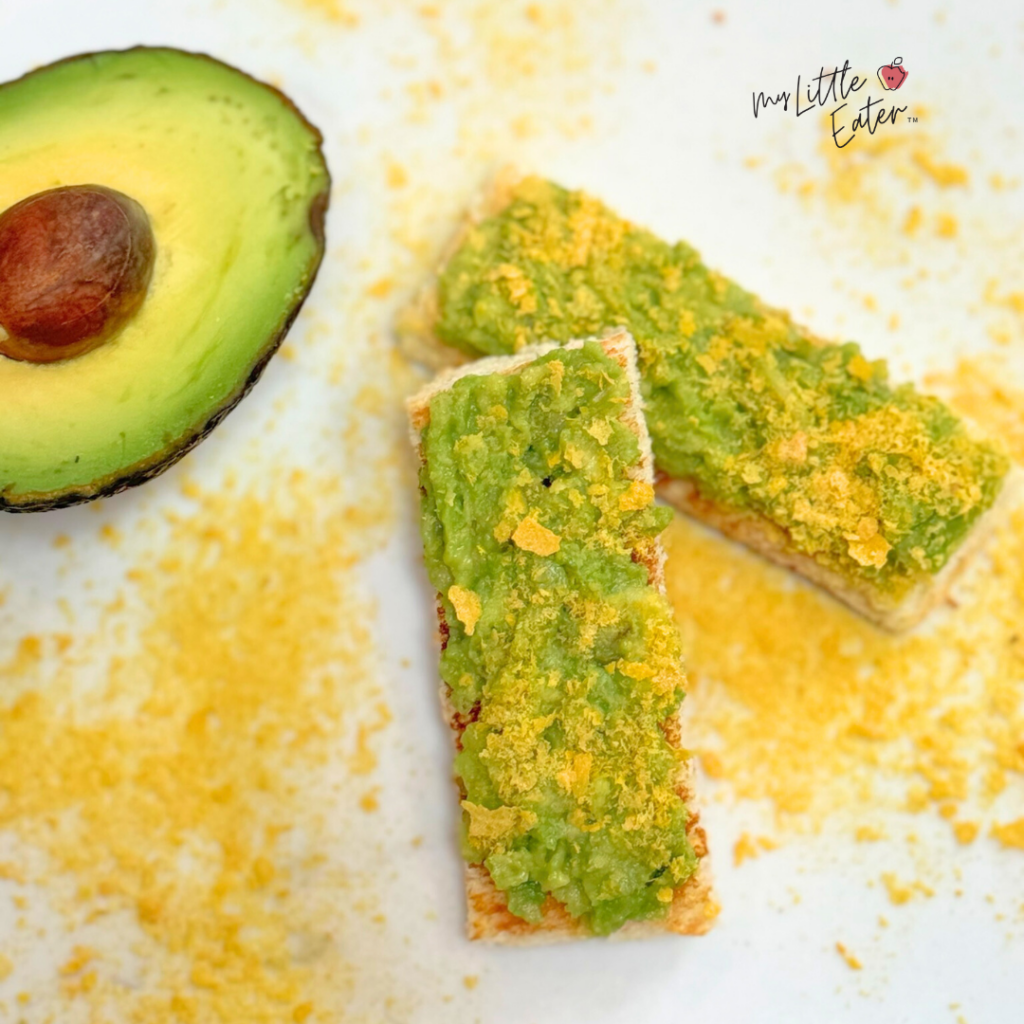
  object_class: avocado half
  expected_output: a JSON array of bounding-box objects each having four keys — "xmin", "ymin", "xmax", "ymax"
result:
[{"xmin": 0, "ymin": 48, "xmax": 330, "ymax": 511}]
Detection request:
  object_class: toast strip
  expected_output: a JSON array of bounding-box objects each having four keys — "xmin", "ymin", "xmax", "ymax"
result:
[
  {"xmin": 398, "ymin": 175, "xmax": 1009, "ymax": 631},
  {"xmin": 408, "ymin": 328, "xmax": 715, "ymax": 943}
]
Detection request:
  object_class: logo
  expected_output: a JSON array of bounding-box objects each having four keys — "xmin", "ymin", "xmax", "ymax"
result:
[
  {"xmin": 877, "ymin": 57, "xmax": 908, "ymax": 91},
  {"xmin": 752, "ymin": 58, "xmax": 911, "ymax": 149}
]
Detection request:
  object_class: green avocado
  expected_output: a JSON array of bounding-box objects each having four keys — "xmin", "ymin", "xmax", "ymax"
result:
[
  {"xmin": 418, "ymin": 342, "xmax": 697, "ymax": 935},
  {"xmin": 0, "ymin": 48, "xmax": 330, "ymax": 511}
]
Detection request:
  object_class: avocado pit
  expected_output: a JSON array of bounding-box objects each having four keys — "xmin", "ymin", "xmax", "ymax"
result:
[{"xmin": 0, "ymin": 184, "xmax": 155, "ymax": 363}]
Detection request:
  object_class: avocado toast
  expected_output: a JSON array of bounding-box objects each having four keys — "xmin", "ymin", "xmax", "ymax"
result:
[
  {"xmin": 399, "ymin": 175, "xmax": 1009, "ymax": 631},
  {"xmin": 408, "ymin": 328, "xmax": 714, "ymax": 942}
]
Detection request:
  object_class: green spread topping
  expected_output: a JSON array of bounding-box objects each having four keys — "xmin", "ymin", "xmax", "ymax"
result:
[
  {"xmin": 418, "ymin": 342, "xmax": 697, "ymax": 935},
  {"xmin": 436, "ymin": 177, "xmax": 1009, "ymax": 599}
]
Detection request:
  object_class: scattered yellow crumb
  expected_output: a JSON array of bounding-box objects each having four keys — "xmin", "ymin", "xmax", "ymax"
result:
[
  {"xmin": 59, "ymin": 946, "xmax": 97, "ymax": 976},
  {"xmin": 99, "ymin": 524, "xmax": 121, "ymax": 546},
  {"xmin": 992, "ymin": 819, "xmax": 1024, "ymax": 850},
  {"xmin": 283, "ymin": 0, "xmax": 359, "ymax": 27},
  {"xmin": 0, "ymin": 861, "xmax": 25, "ymax": 883},
  {"xmin": 463, "ymin": 975, "xmax": 479, "ymax": 990},
  {"xmin": 935, "ymin": 213, "xmax": 958, "ymax": 238},
  {"xmin": 733, "ymin": 832, "xmax": 778, "ymax": 866},
  {"xmin": 881, "ymin": 874, "xmax": 913, "ymax": 905},
  {"xmin": 366, "ymin": 277, "xmax": 394, "ymax": 299},
  {"xmin": 386, "ymin": 162, "xmax": 408, "ymax": 189},
  {"xmin": 835, "ymin": 942, "xmax": 863, "ymax": 970},
  {"xmin": 912, "ymin": 150, "xmax": 969, "ymax": 187},
  {"xmin": 855, "ymin": 825, "xmax": 885, "ymax": 842},
  {"xmin": 359, "ymin": 788, "xmax": 380, "ymax": 812},
  {"xmin": 902, "ymin": 205, "xmax": 923, "ymax": 235},
  {"xmin": 733, "ymin": 833, "xmax": 758, "ymax": 866},
  {"xmin": 954, "ymin": 821, "xmax": 980, "ymax": 845},
  {"xmin": 350, "ymin": 701, "xmax": 393, "ymax": 775},
  {"xmin": 0, "ymin": 953, "xmax": 12, "ymax": 981}
]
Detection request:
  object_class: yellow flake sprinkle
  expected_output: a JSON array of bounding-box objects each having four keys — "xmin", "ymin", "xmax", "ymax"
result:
[
  {"xmin": 775, "ymin": 431, "xmax": 808, "ymax": 464},
  {"xmin": 0, "ymin": 954, "xmax": 12, "ymax": 981},
  {"xmin": 678, "ymin": 309, "xmax": 697, "ymax": 337},
  {"xmin": 846, "ymin": 532, "xmax": 891, "ymax": 568},
  {"xmin": 463, "ymin": 975, "xmax": 479, "ymax": 990},
  {"xmin": 547, "ymin": 359, "xmax": 564, "ymax": 394},
  {"xmin": 448, "ymin": 585, "xmax": 482, "ymax": 635},
  {"xmin": 619, "ymin": 480, "xmax": 654, "ymax": 511},
  {"xmin": 695, "ymin": 353, "xmax": 717, "ymax": 375},
  {"xmin": 846, "ymin": 354, "xmax": 874, "ymax": 382},
  {"xmin": 616, "ymin": 660, "xmax": 656, "ymax": 680},
  {"xmin": 461, "ymin": 802, "xmax": 537, "ymax": 851},
  {"xmin": 656, "ymin": 886, "xmax": 675, "ymax": 903},
  {"xmin": 512, "ymin": 515, "xmax": 561, "ymax": 556}
]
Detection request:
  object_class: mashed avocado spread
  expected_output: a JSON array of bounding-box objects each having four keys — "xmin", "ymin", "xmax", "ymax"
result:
[
  {"xmin": 418, "ymin": 341, "xmax": 698, "ymax": 935},
  {"xmin": 436, "ymin": 178, "xmax": 1008, "ymax": 598}
]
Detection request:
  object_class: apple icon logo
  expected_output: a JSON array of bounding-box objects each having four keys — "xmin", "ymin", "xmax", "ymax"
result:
[{"xmin": 877, "ymin": 57, "xmax": 908, "ymax": 90}]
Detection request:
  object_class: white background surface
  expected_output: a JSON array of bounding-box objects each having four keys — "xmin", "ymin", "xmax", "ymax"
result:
[{"xmin": 1, "ymin": 1, "xmax": 1023, "ymax": 1021}]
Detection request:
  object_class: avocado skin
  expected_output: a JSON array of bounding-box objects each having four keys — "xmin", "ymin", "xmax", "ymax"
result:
[{"xmin": 0, "ymin": 47, "xmax": 331, "ymax": 513}]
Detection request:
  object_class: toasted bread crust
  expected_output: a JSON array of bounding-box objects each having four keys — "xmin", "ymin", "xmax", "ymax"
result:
[{"xmin": 408, "ymin": 329, "xmax": 716, "ymax": 944}]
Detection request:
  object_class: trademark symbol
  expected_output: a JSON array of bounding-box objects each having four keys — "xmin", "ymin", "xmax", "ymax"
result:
[{"xmin": 906, "ymin": 116, "xmax": 918, "ymax": 122}]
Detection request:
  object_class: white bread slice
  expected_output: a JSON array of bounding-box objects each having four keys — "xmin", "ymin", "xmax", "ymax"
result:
[
  {"xmin": 397, "ymin": 172, "xmax": 1009, "ymax": 633},
  {"xmin": 407, "ymin": 328, "xmax": 717, "ymax": 944}
]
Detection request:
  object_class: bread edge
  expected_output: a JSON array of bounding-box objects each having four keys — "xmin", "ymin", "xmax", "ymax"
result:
[{"xmin": 406, "ymin": 327, "xmax": 718, "ymax": 945}]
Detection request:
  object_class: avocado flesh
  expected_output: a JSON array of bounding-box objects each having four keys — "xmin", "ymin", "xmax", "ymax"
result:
[{"xmin": 0, "ymin": 48, "xmax": 330, "ymax": 510}]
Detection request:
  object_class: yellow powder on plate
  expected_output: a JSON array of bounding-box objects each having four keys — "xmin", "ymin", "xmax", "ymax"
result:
[
  {"xmin": 663, "ymin": 492, "xmax": 1024, "ymax": 832},
  {"xmin": 0, "ymin": 476, "xmax": 390, "ymax": 1022},
  {"xmin": 927, "ymin": 358, "xmax": 1024, "ymax": 465}
]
